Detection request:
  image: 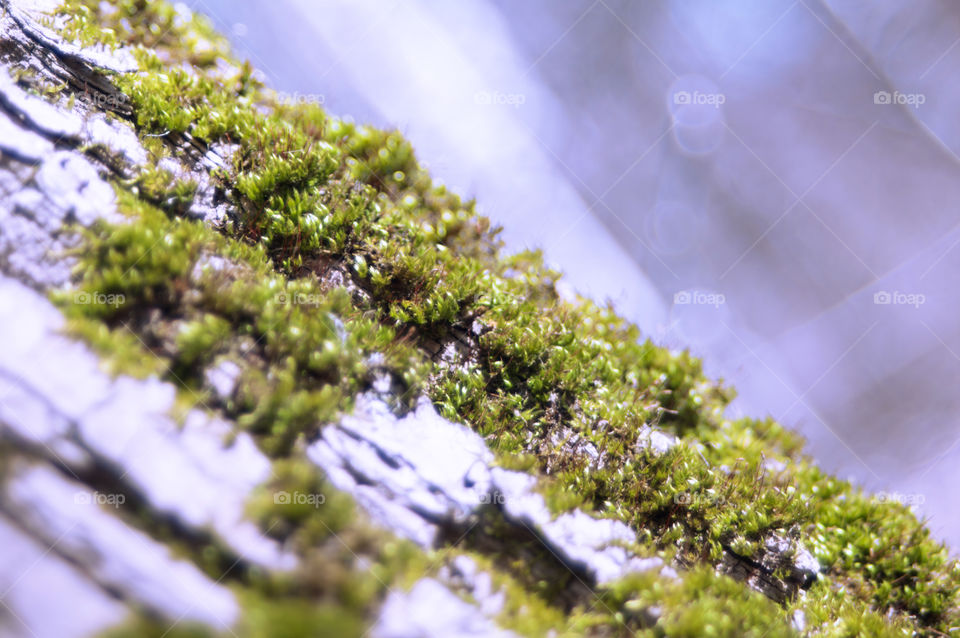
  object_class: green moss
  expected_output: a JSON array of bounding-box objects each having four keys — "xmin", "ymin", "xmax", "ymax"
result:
[
  {"xmin": 52, "ymin": 0, "xmax": 960, "ymax": 635},
  {"xmin": 57, "ymin": 189, "xmax": 424, "ymax": 455},
  {"xmin": 451, "ymin": 550, "xmax": 593, "ymax": 637},
  {"xmin": 602, "ymin": 568, "xmax": 796, "ymax": 638},
  {"xmin": 57, "ymin": 0, "xmax": 229, "ymax": 66},
  {"xmin": 246, "ymin": 458, "xmax": 356, "ymax": 547},
  {"xmin": 7, "ymin": 65, "xmax": 69, "ymax": 104},
  {"xmin": 235, "ymin": 596, "xmax": 366, "ymax": 638},
  {"xmin": 98, "ymin": 618, "xmax": 216, "ymax": 638},
  {"xmin": 128, "ymin": 165, "xmax": 198, "ymax": 215}
]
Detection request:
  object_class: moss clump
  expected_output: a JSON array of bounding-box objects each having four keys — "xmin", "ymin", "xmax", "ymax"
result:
[
  {"xmin": 58, "ymin": 189, "xmax": 424, "ymax": 455},
  {"xmin": 128, "ymin": 165, "xmax": 198, "ymax": 215},
  {"xmin": 50, "ymin": 0, "xmax": 960, "ymax": 635}
]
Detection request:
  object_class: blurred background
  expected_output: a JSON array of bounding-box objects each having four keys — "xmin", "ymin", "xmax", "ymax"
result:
[{"xmin": 182, "ymin": 0, "xmax": 960, "ymax": 550}]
